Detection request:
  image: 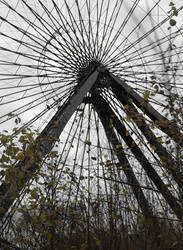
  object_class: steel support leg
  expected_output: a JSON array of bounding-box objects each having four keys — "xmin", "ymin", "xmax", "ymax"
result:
[
  {"xmin": 111, "ymin": 79, "xmax": 183, "ymax": 189},
  {"xmin": 0, "ymin": 70, "xmax": 99, "ymax": 219},
  {"xmin": 90, "ymin": 92, "xmax": 183, "ymax": 220},
  {"xmin": 91, "ymin": 93, "xmax": 154, "ymax": 219},
  {"xmin": 110, "ymin": 73, "xmax": 183, "ymax": 147}
]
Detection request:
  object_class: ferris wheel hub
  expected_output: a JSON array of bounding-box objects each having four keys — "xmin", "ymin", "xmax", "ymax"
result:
[
  {"xmin": 77, "ymin": 60, "xmax": 102, "ymax": 83},
  {"xmin": 76, "ymin": 60, "xmax": 111, "ymax": 92}
]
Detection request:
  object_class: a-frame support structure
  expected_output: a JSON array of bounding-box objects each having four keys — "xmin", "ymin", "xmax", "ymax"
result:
[{"xmin": 0, "ymin": 66, "xmax": 183, "ymax": 221}]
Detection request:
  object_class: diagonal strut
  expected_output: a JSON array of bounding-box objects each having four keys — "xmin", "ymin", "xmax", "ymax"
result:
[
  {"xmin": 90, "ymin": 92, "xmax": 183, "ymax": 220},
  {"xmin": 0, "ymin": 69, "xmax": 99, "ymax": 220}
]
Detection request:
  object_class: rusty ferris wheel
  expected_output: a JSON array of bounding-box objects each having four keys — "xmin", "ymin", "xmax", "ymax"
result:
[{"xmin": 0, "ymin": 0, "xmax": 183, "ymax": 238}]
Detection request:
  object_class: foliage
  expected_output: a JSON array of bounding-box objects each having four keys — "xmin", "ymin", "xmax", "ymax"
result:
[{"xmin": 0, "ymin": 116, "xmax": 183, "ymax": 249}]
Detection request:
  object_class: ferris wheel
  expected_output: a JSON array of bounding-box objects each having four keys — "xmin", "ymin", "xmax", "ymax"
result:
[{"xmin": 0, "ymin": 0, "xmax": 183, "ymax": 243}]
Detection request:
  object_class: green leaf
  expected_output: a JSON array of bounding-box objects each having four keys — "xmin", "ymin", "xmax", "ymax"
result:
[
  {"xmin": 125, "ymin": 130, "xmax": 129, "ymax": 136},
  {"xmin": 50, "ymin": 151, "xmax": 57, "ymax": 158},
  {"xmin": 127, "ymin": 86, "xmax": 132, "ymax": 93},
  {"xmin": 21, "ymin": 128, "xmax": 27, "ymax": 134},
  {"xmin": 85, "ymin": 140, "xmax": 91, "ymax": 146},
  {"xmin": 123, "ymin": 189, "xmax": 128, "ymax": 195},
  {"xmin": 157, "ymin": 137, "xmax": 162, "ymax": 143},
  {"xmin": 144, "ymin": 90, "xmax": 150, "ymax": 101},
  {"xmin": 7, "ymin": 113, "xmax": 14, "ymax": 117},
  {"xmin": 172, "ymin": 8, "xmax": 178, "ymax": 16},
  {"xmin": 1, "ymin": 155, "xmax": 10, "ymax": 163},
  {"xmin": 169, "ymin": 19, "xmax": 176, "ymax": 26},
  {"xmin": 0, "ymin": 134, "xmax": 11, "ymax": 145},
  {"xmin": 150, "ymin": 144, "xmax": 156, "ymax": 151},
  {"xmin": 125, "ymin": 115, "xmax": 131, "ymax": 122}
]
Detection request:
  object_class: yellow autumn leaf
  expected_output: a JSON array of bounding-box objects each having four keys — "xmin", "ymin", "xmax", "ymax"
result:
[
  {"xmin": 125, "ymin": 116, "xmax": 131, "ymax": 122},
  {"xmin": 144, "ymin": 90, "xmax": 150, "ymax": 101},
  {"xmin": 157, "ymin": 137, "xmax": 162, "ymax": 143},
  {"xmin": 150, "ymin": 145, "xmax": 156, "ymax": 151},
  {"xmin": 127, "ymin": 86, "xmax": 132, "ymax": 93},
  {"xmin": 125, "ymin": 130, "xmax": 129, "ymax": 136}
]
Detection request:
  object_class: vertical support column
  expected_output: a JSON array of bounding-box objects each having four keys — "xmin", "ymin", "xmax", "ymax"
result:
[{"xmin": 0, "ymin": 70, "xmax": 99, "ymax": 220}]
